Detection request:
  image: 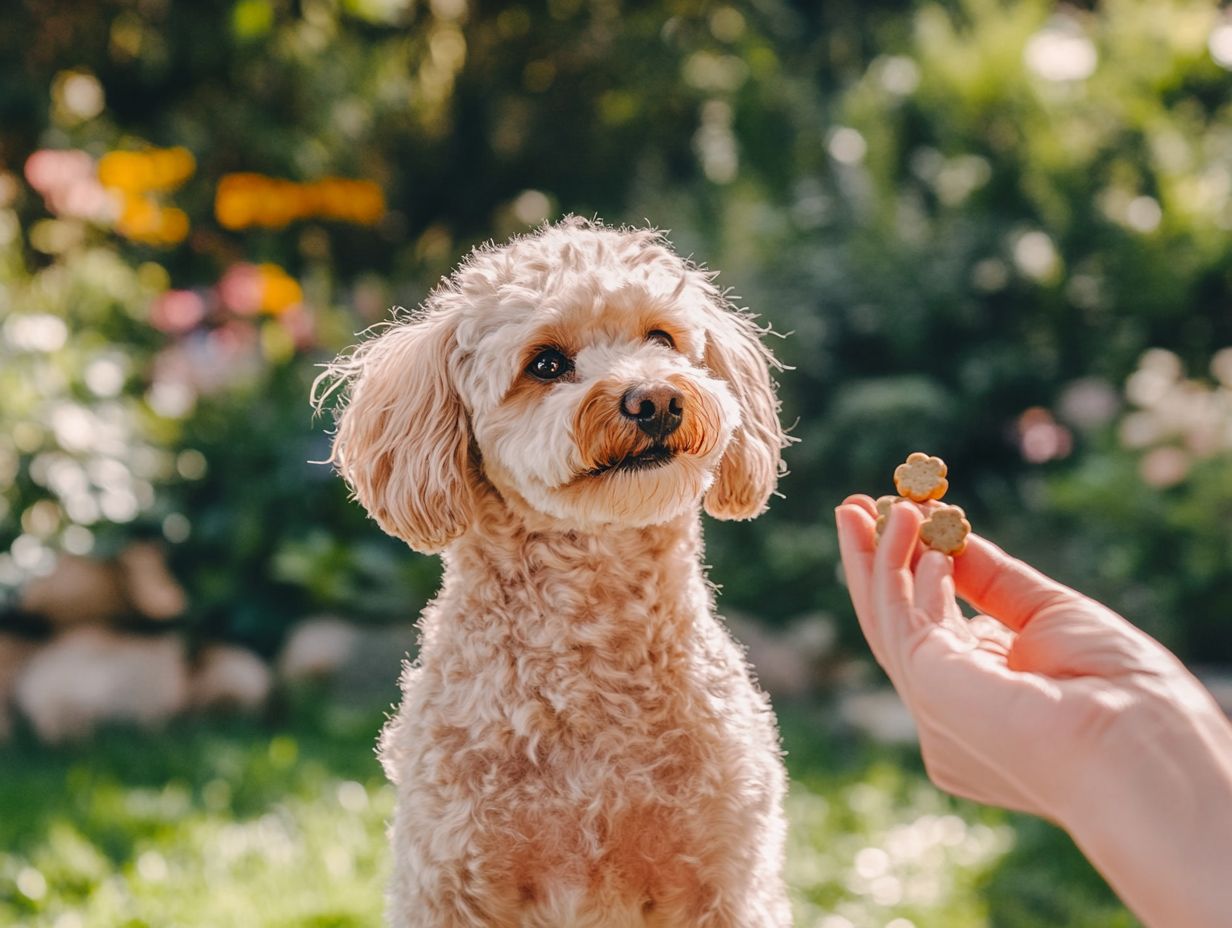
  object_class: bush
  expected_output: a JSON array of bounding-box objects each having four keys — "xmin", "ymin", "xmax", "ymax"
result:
[{"xmin": 2, "ymin": 0, "xmax": 1231, "ymax": 661}]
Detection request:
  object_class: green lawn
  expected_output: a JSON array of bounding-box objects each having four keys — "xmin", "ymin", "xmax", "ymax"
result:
[{"xmin": 0, "ymin": 697, "xmax": 1135, "ymax": 928}]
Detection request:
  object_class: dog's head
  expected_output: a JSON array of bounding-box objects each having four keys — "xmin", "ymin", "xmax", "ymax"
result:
[{"xmin": 317, "ymin": 218, "xmax": 785, "ymax": 552}]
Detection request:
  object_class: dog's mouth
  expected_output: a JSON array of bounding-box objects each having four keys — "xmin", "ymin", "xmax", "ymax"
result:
[{"xmin": 585, "ymin": 444, "xmax": 676, "ymax": 478}]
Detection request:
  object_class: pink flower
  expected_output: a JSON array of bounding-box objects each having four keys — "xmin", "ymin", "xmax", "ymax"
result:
[
  {"xmin": 24, "ymin": 149, "xmax": 94, "ymax": 194},
  {"xmin": 149, "ymin": 290, "xmax": 206, "ymax": 334},
  {"xmin": 217, "ymin": 263, "xmax": 264, "ymax": 316},
  {"xmin": 278, "ymin": 305, "xmax": 316, "ymax": 350},
  {"xmin": 1016, "ymin": 407, "xmax": 1073, "ymax": 463},
  {"xmin": 24, "ymin": 149, "xmax": 118, "ymax": 222},
  {"xmin": 1139, "ymin": 446, "xmax": 1189, "ymax": 488},
  {"xmin": 152, "ymin": 322, "xmax": 261, "ymax": 396}
]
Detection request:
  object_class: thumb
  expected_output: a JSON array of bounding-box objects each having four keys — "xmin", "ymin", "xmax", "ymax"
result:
[{"xmin": 952, "ymin": 534, "xmax": 1080, "ymax": 632}]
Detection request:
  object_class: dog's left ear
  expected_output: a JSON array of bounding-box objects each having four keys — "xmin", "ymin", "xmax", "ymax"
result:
[{"xmin": 701, "ymin": 292, "xmax": 786, "ymax": 521}]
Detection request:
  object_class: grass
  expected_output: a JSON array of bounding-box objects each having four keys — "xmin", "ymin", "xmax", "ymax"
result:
[{"xmin": 0, "ymin": 695, "xmax": 1136, "ymax": 928}]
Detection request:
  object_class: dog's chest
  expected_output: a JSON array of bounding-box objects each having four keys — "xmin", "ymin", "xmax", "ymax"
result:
[
  {"xmin": 394, "ymin": 590, "xmax": 774, "ymax": 922},
  {"xmin": 462, "ymin": 742, "xmax": 740, "ymax": 925},
  {"xmin": 413, "ymin": 642, "xmax": 745, "ymax": 903}
]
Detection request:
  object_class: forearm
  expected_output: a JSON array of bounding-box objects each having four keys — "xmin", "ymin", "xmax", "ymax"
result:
[{"xmin": 1059, "ymin": 695, "xmax": 1232, "ymax": 928}]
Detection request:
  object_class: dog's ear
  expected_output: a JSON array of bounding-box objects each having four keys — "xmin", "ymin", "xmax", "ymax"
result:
[
  {"xmin": 701, "ymin": 293, "xmax": 785, "ymax": 521},
  {"xmin": 319, "ymin": 315, "xmax": 475, "ymax": 553}
]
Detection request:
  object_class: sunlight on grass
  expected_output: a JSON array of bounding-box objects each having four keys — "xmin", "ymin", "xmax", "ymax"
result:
[
  {"xmin": 0, "ymin": 704, "xmax": 1130, "ymax": 928},
  {"xmin": 4, "ymin": 764, "xmax": 1009, "ymax": 928},
  {"xmin": 787, "ymin": 767, "xmax": 1013, "ymax": 928}
]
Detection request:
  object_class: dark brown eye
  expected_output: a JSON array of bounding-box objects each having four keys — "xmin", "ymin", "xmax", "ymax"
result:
[
  {"xmin": 647, "ymin": 329, "xmax": 675, "ymax": 349},
  {"xmin": 527, "ymin": 347, "xmax": 572, "ymax": 380}
]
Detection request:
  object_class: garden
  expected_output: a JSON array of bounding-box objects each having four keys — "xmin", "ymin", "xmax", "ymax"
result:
[{"xmin": 3, "ymin": 0, "xmax": 1232, "ymax": 924}]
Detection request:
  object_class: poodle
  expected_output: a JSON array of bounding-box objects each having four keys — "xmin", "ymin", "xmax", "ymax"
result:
[{"xmin": 317, "ymin": 217, "xmax": 791, "ymax": 927}]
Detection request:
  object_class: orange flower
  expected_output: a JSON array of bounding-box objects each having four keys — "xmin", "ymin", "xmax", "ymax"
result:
[
  {"xmin": 99, "ymin": 147, "xmax": 195, "ymax": 193},
  {"xmin": 257, "ymin": 263, "xmax": 303, "ymax": 314},
  {"xmin": 115, "ymin": 195, "xmax": 190, "ymax": 247},
  {"xmin": 116, "ymin": 193, "xmax": 162, "ymax": 240},
  {"xmin": 215, "ymin": 173, "xmax": 266, "ymax": 229},
  {"xmin": 158, "ymin": 207, "xmax": 190, "ymax": 245},
  {"xmin": 215, "ymin": 172, "xmax": 384, "ymax": 229}
]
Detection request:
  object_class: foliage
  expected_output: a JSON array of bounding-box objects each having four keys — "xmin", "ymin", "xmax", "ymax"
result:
[
  {"xmin": 693, "ymin": 0, "xmax": 1232, "ymax": 657},
  {"xmin": 0, "ymin": 702, "xmax": 1135, "ymax": 927},
  {"xmin": 1045, "ymin": 348, "xmax": 1232, "ymax": 657},
  {"xmin": 0, "ymin": 703, "xmax": 393, "ymax": 927},
  {"xmin": 1, "ymin": 0, "xmax": 1231, "ymax": 662}
]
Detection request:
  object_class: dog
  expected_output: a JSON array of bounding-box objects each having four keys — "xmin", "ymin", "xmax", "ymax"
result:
[{"xmin": 318, "ymin": 217, "xmax": 791, "ymax": 927}]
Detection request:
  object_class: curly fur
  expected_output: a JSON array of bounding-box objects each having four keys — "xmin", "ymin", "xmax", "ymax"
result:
[{"xmin": 316, "ymin": 217, "xmax": 791, "ymax": 927}]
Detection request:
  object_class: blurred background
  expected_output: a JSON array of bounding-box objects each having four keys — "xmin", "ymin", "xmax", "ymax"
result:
[{"xmin": 2, "ymin": 0, "xmax": 1231, "ymax": 925}]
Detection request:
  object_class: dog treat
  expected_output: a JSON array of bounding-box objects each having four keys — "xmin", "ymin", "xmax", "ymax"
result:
[
  {"xmin": 874, "ymin": 452, "xmax": 969, "ymax": 555},
  {"xmin": 873, "ymin": 495, "xmax": 900, "ymax": 540},
  {"xmin": 893, "ymin": 452, "xmax": 949, "ymax": 503},
  {"xmin": 919, "ymin": 504, "xmax": 971, "ymax": 556}
]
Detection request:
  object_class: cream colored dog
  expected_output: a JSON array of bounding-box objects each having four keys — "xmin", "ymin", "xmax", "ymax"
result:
[{"xmin": 318, "ymin": 218, "xmax": 791, "ymax": 927}]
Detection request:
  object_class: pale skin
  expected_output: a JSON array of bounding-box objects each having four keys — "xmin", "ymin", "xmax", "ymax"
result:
[{"xmin": 835, "ymin": 495, "xmax": 1232, "ymax": 928}]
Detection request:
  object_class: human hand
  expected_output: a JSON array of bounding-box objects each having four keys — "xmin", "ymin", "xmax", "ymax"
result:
[
  {"xmin": 835, "ymin": 494, "xmax": 1232, "ymax": 927},
  {"xmin": 834, "ymin": 494, "xmax": 1225, "ymax": 822}
]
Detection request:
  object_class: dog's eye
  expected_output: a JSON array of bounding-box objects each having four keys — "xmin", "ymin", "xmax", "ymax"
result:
[
  {"xmin": 527, "ymin": 347, "xmax": 573, "ymax": 381},
  {"xmin": 647, "ymin": 330, "xmax": 675, "ymax": 350}
]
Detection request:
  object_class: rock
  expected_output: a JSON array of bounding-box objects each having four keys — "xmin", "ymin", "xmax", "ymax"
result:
[
  {"xmin": 838, "ymin": 686, "xmax": 918, "ymax": 746},
  {"xmin": 725, "ymin": 612, "xmax": 838, "ymax": 698},
  {"xmin": 14, "ymin": 628, "xmax": 189, "ymax": 743},
  {"xmin": 277, "ymin": 616, "xmax": 361, "ymax": 682},
  {"xmin": 0, "ymin": 634, "xmax": 39, "ymax": 741},
  {"xmin": 330, "ymin": 624, "xmax": 417, "ymax": 707},
  {"xmin": 784, "ymin": 612, "xmax": 839, "ymax": 664},
  {"xmin": 278, "ymin": 616, "xmax": 415, "ymax": 707},
  {"xmin": 190, "ymin": 643, "xmax": 272, "ymax": 713},
  {"xmin": 20, "ymin": 555, "xmax": 127, "ymax": 628},
  {"xmin": 725, "ymin": 612, "xmax": 814, "ymax": 698},
  {"xmin": 117, "ymin": 542, "xmax": 187, "ymax": 621},
  {"xmin": 19, "ymin": 542, "xmax": 186, "ymax": 629}
]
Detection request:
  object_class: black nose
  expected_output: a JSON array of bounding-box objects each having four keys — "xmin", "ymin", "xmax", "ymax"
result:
[{"xmin": 620, "ymin": 383, "xmax": 684, "ymax": 439}]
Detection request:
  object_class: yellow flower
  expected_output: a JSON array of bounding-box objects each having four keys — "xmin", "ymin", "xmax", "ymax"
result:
[
  {"xmin": 157, "ymin": 207, "xmax": 190, "ymax": 245},
  {"xmin": 149, "ymin": 147, "xmax": 196, "ymax": 191},
  {"xmin": 216, "ymin": 172, "xmax": 384, "ymax": 228},
  {"xmin": 114, "ymin": 195, "xmax": 190, "ymax": 247},
  {"xmin": 116, "ymin": 193, "xmax": 162, "ymax": 239},
  {"xmin": 99, "ymin": 147, "xmax": 195, "ymax": 193},
  {"xmin": 257, "ymin": 263, "xmax": 303, "ymax": 314},
  {"xmin": 215, "ymin": 173, "xmax": 265, "ymax": 229}
]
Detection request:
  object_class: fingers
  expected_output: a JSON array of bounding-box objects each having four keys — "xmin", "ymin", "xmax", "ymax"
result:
[
  {"xmin": 838, "ymin": 497, "xmax": 976, "ymax": 679},
  {"xmin": 914, "ymin": 550, "xmax": 975, "ymax": 644},
  {"xmin": 913, "ymin": 550, "xmax": 955, "ymax": 617},
  {"xmin": 873, "ymin": 504, "xmax": 941, "ymax": 678},
  {"xmin": 952, "ymin": 533, "xmax": 1079, "ymax": 632},
  {"xmin": 841, "ymin": 494, "xmax": 878, "ymax": 518},
  {"xmin": 835, "ymin": 502, "xmax": 891, "ymax": 670},
  {"xmin": 834, "ymin": 503, "xmax": 876, "ymax": 618}
]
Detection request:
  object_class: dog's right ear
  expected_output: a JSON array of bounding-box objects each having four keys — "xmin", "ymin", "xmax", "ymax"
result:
[{"xmin": 317, "ymin": 315, "xmax": 475, "ymax": 553}]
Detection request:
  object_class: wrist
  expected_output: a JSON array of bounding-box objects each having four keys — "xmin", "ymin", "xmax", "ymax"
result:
[
  {"xmin": 1053, "ymin": 681, "xmax": 1232, "ymax": 927},
  {"xmin": 1059, "ymin": 676, "xmax": 1232, "ymax": 822}
]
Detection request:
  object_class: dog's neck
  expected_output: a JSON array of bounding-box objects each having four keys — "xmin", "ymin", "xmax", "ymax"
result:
[{"xmin": 435, "ymin": 487, "xmax": 710, "ymax": 655}]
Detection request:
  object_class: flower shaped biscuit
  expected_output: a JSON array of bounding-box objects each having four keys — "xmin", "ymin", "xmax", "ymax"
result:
[{"xmin": 893, "ymin": 452, "xmax": 949, "ymax": 502}]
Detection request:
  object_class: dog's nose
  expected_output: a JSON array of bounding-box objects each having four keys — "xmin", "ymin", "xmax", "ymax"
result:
[{"xmin": 621, "ymin": 383, "xmax": 684, "ymax": 439}]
